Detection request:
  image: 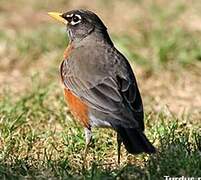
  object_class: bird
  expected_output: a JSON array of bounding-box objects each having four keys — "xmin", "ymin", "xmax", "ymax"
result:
[{"xmin": 48, "ymin": 9, "xmax": 156, "ymax": 164}]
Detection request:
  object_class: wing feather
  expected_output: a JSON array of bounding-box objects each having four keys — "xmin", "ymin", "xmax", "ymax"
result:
[{"xmin": 60, "ymin": 45, "xmax": 144, "ymax": 130}]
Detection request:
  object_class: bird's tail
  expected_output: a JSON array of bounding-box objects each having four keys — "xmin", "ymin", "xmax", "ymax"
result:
[{"xmin": 117, "ymin": 127, "xmax": 156, "ymax": 154}]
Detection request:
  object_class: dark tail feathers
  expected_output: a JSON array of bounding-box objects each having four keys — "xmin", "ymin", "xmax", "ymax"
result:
[{"xmin": 117, "ymin": 127, "xmax": 156, "ymax": 154}]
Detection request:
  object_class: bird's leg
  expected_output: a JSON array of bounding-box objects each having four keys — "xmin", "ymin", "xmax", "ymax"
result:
[
  {"xmin": 117, "ymin": 133, "xmax": 122, "ymax": 165},
  {"xmin": 83, "ymin": 127, "xmax": 92, "ymax": 167}
]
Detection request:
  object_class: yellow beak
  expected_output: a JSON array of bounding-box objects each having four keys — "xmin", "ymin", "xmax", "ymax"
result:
[{"xmin": 48, "ymin": 12, "xmax": 67, "ymax": 25}]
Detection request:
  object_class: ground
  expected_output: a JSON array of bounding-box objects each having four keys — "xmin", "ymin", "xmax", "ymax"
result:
[{"xmin": 0, "ymin": 0, "xmax": 201, "ymax": 179}]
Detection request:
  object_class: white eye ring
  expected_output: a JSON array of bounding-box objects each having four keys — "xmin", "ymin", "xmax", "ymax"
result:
[
  {"xmin": 70, "ymin": 14, "xmax": 82, "ymax": 25},
  {"xmin": 66, "ymin": 14, "xmax": 73, "ymax": 18}
]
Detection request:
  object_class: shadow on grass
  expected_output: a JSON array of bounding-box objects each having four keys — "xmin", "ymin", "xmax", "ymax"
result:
[{"xmin": 0, "ymin": 161, "xmax": 146, "ymax": 179}]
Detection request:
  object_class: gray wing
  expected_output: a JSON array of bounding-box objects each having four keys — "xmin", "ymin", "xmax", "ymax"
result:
[{"xmin": 61, "ymin": 46, "xmax": 144, "ymax": 130}]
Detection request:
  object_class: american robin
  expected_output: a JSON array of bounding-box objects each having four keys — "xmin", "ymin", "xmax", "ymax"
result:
[{"xmin": 48, "ymin": 9, "xmax": 156, "ymax": 164}]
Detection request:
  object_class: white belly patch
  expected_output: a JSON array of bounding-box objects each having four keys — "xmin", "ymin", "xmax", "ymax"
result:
[{"xmin": 89, "ymin": 114, "xmax": 112, "ymax": 128}]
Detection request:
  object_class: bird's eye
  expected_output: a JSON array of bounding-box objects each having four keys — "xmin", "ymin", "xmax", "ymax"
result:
[
  {"xmin": 70, "ymin": 14, "xmax": 81, "ymax": 25},
  {"xmin": 65, "ymin": 14, "xmax": 81, "ymax": 25},
  {"xmin": 72, "ymin": 15, "xmax": 80, "ymax": 22}
]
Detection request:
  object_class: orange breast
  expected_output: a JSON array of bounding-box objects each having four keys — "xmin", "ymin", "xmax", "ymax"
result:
[
  {"xmin": 64, "ymin": 88, "xmax": 89, "ymax": 128},
  {"xmin": 61, "ymin": 43, "xmax": 89, "ymax": 128}
]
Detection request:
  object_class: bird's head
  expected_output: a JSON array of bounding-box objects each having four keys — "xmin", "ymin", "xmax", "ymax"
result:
[{"xmin": 48, "ymin": 9, "xmax": 110, "ymax": 43}]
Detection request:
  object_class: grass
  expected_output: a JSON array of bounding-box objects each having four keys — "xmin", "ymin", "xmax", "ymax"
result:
[
  {"xmin": 114, "ymin": 24, "xmax": 201, "ymax": 72},
  {"xmin": 0, "ymin": 81, "xmax": 200, "ymax": 179},
  {"xmin": 0, "ymin": 0, "xmax": 201, "ymax": 179}
]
